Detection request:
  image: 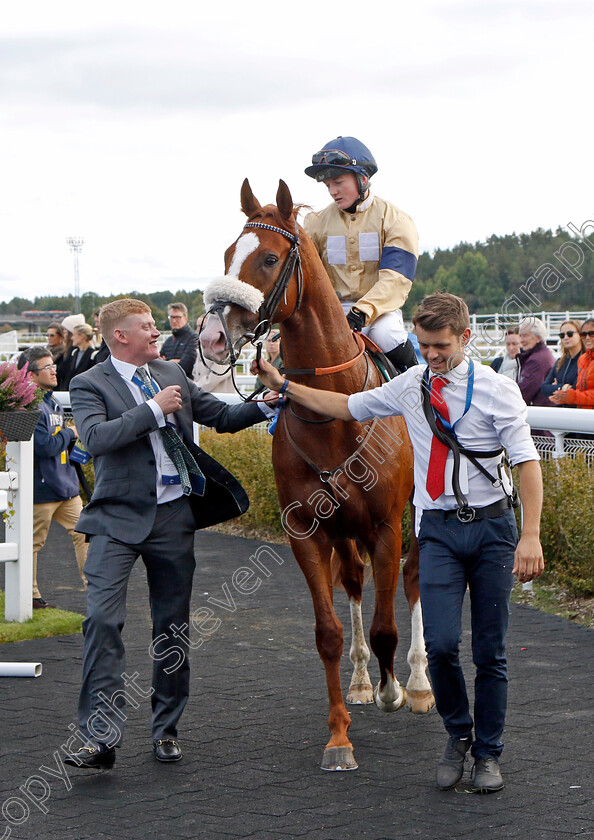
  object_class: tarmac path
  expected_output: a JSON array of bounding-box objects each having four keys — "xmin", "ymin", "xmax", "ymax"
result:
[{"xmin": 0, "ymin": 525, "xmax": 592, "ymax": 840}]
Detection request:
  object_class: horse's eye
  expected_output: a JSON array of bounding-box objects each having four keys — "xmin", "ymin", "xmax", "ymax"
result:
[{"xmin": 264, "ymin": 255, "xmax": 278, "ymax": 267}]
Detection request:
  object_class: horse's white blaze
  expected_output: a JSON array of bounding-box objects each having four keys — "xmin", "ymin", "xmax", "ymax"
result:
[
  {"xmin": 406, "ymin": 599, "xmax": 432, "ymax": 694},
  {"xmin": 348, "ymin": 598, "xmax": 371, "ymax": 696},
  {"xmin": 228, "ymin": 231, "xmax": 259, "ymax": 278}
]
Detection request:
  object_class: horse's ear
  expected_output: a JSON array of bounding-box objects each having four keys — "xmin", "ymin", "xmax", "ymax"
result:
[
  {"xmin": 276, "ymin": 180, "xmax": 294, "ymax": 221},
  {"xmin": 240, "ymin": 179, "xmax": 262, "ymax": 218}
]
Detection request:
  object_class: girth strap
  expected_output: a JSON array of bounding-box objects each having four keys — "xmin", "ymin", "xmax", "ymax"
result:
[{"xmin": 281, "ymin": 410, "xmax": 380, "ymax": 487}]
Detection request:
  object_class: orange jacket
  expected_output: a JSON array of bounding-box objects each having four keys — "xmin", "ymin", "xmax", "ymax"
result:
[{"xmin": 565, "ymin": 349, "xmax": 594, "ymax": 408}]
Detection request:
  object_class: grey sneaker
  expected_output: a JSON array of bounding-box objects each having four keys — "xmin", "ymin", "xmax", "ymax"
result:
[
  {"xmin": 470, "ymin": 756, "xmax": 504, "ymax": 793},
  {"xmin": 436, "ymin": 737, "xmax": 471, "ymax": 790}
]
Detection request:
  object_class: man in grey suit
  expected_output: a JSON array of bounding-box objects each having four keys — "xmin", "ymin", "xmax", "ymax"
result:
[{"xmin": 63, "ymin": 299, "xmax": 272, "ymax": 769}]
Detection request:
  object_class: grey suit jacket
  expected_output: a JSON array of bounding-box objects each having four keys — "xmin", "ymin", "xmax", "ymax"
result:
[{"xmin": 70, "ymin": 358, "xmax": 264, "ymax": 543}]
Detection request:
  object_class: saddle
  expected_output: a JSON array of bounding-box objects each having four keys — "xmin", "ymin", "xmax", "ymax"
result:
[{"xmin": 358, "ymin": 333, "xmax": 399, "ymax": 382}]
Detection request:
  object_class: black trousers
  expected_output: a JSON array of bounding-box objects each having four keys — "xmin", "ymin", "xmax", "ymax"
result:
[{"xmin": 78, "ymin": 496, "xmax": 196, "ymax": 746}]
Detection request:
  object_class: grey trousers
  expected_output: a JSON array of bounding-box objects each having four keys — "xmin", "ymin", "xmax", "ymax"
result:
[{"xmin": 77, "ymin": 496, "xmax": 196, "ymax": 746}]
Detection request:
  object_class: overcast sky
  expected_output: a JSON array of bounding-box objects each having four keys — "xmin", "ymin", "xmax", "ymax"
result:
[{"xmin": 0, "ymin": 0, "xmax": 591, "ymax": 304}]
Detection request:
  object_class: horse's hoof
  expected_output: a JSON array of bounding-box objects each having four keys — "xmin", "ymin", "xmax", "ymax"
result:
[
  {"xmin": 373, "ymin": 683, "xmax": 407, "ymax": 713},
  {"xmin": 321, "ymin": 746, "xmax": 358, "ymax": 771},
  {"xmin": 406, "ymin": 689, "xmax": 435, "ymax": 714},
  {"xmin": 346, "ymin": 682, "xmax": 374, "ymax": 705}
]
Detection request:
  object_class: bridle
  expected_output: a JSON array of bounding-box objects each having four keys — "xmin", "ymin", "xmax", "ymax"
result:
[{"xmin": 243, "ymin": 222, "xmax": 303, "ymax": 332}]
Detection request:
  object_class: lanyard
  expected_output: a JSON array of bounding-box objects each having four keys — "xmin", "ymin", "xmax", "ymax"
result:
[
  {"xmin": 131, "ymin": 372, "xmax": 159, "ymax": 399},
  {"xmin": 132, "ymin": 372, "xmax": 178, "ymax": 431},
  {"xmin": 424, "ymin": 360, "xmax": 474, "ymax": 438}
]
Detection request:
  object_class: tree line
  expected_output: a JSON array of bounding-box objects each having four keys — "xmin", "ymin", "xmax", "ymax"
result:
[{"xmin": 2, "ymin": 226, "xmax": 591, "ymax": 327}]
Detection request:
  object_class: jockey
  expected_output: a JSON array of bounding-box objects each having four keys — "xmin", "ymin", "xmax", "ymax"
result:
[{"xmin": 304, "ymin": 136, "xmax": 419, "ymax": 373}]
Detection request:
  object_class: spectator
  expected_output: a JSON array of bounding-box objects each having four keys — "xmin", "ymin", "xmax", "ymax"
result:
[
  {"xmin": 550, "ymin": 318, "xmax": 594, "ymax": 409},
  {"xmin": 541, "ymin": 320, "xmax": 584, "ymax": 406},
  {"xmin": 192, "ymin": 314, "xmax": 234, "ymax": 393},
  {"xmin": 57, "ymin": 314, "xmax": 85, "ymax": 390},
  {"xmin": 46, "ymin": 322, "xmax": 66, "ymax": 362},
  {"xmin": 62, "ymin": 324, "xmax": 96, "ymax": 391},
  {"xmin": 160, "ymin": 302, "xmax": 199, "ymax": 377},
  {"xmin": 17, "ymin": 347, "xmax": 88, "ymax": 609},
  {"xmin": 91, "ymin": 307, "xmax": 111, "ymax": 364},
  {"xmin": 490, "ymin": 329, "xmax": 521, "ymax": 381},
  {"xmin": 91, "ymin": 309, "xmax": 102, "ymax": 346},
  {"xmin": 517, "ymin": 317, "xmax": 555, "ymax": 406}
]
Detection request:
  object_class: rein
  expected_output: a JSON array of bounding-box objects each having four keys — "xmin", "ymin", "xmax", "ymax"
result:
[{"xmin": 281, "ymin": 331, "xmax": 367, "ymax": 377}]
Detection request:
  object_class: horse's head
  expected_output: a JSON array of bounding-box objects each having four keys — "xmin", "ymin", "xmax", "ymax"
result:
[{"xmin": 200, "ymin": 179, "xmax": 301, "ymax": 363}]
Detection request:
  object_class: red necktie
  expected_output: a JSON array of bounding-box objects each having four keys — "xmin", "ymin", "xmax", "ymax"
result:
[{"xmin": 426, "ymin": 376, "xmax": 450, "ymax": 500}]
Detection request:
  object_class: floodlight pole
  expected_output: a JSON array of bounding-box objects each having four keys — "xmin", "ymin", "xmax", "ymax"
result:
[{"xmin": 66, "ymin": 236, "xmax": 84, "ymax": 314}]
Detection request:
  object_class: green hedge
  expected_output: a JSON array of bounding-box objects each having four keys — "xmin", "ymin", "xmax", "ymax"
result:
[
  {"xmin": 64, "ymin": 428, "xmax": 592, "ymax": 597},
  {"xmin": 201, "ymin": 429, "xmax": 592, "ymax": 597},
  {"xmin": 536, "ymin": 456, "xmax": 594, "ymax": 596}
]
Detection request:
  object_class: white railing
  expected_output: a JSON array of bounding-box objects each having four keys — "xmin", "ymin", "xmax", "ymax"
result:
[
  {"xmin": 467, "ymin": 310, "xmax": 594, "ymax": 362},
  {"xmin": 526, "ymin": 406, "xmax": 594, "ymax": 460},
  {"xmin": 0, "ymin": 441, "xmax": 34, "ymax": 622},
  {"xmin": 0, "ymin": 331, "xmax": 20, "ymax": 362}
]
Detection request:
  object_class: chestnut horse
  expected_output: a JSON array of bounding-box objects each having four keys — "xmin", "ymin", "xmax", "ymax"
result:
[{"xmin": 200, "ymin": 180, "xmax": 434, "ymax": 771}]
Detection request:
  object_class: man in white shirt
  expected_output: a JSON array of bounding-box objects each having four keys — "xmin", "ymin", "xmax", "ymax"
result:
[{"xmin": 253, "ymin": 292, "xmax": 544, "ymax": 794}]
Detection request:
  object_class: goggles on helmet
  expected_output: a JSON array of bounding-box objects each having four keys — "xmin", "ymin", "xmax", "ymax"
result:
[{"xmin": 311, "ymin": 149, "xmax": 358, "ymax": 167}]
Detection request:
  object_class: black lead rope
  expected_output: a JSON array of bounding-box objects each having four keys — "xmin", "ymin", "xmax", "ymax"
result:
[
  {"xmin": 421, "ymin": 373, "xmax": 517, "ymax": 521},
  {"xmin": 244, "ymin": 341, "xmax": 266, "ymax": 403}
]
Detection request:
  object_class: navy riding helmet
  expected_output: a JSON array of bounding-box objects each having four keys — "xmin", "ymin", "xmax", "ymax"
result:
[{"xmin": 305, "ymin": 136, "xmax": 378, "ymax": 200}]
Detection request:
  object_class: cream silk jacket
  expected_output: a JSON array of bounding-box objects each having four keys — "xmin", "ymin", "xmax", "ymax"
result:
[{"xmin": 303, "ymin": 193, "xmax": 419, "ymax": 324}]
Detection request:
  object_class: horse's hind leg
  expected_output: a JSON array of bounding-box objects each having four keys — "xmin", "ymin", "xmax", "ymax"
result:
[
  {"xmin": 332, "ymin": 540, "xmax": 374, "ymax": 705},
  {"xmin": 402, "ymin": 523, "xmax": 435, "ymax": 714},
  {"xmin": 291, "ymin": 535, "xmax": 358, "ymax": 771}
]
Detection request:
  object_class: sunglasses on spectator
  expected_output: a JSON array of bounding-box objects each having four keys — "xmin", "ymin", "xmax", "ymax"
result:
[
  {"xmin": 311, "ymin": 149, "xmax": 357, "ymax": 167},
  {"xmin": 581, "ymin": 330, "xmax": 594, "ymax": 338},
  {"xmin": 559, "ymin": 331, "xmax": 576, "ymax": 338}
]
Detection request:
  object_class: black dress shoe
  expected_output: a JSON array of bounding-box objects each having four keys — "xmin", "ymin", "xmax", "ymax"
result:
[
  {"xmin": 33, "ymin": 597, "xmax": 56, "ymax": 609},
  {"xmin": 63, "ymin": 745, "xmax": 116, "ymax": 769},
  {"xmin": 153, "ymin": 739, "xmax": 182, "ymax": 762},
  {"xmin": 470, "ymin": 756, "xmax": 504, "ymax": 793},
  {"xmin": 436, "ymin": 736, "xmax": 471, "ymax": 790}
]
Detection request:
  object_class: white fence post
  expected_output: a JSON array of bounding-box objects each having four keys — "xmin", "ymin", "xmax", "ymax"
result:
[{"xmin": 1, "ymin": 440, "xmax": 34, "ymax": 622}]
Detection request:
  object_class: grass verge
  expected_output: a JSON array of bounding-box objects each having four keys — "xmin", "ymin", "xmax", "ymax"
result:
[
  {"xmin": 0, "ymin": 591, "xmax": 84, "ymax": 644},
  {"xmin": 510, "ymin": 580, "xmax": 594, "ymax": 629}
]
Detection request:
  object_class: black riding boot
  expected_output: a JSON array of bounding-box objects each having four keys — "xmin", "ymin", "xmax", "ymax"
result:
[{"xmin": 384, "ymin": 339, "xmax": 418, "ymax": 374}]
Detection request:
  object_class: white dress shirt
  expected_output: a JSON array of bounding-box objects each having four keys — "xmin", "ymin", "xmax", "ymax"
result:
[
  {"xmin": 111, "ymin": 357, "xmax": 183, "ymax": 504},
  {"xmin": 348, "ymin": 358, "xmax": 539, "ymax": 516}
]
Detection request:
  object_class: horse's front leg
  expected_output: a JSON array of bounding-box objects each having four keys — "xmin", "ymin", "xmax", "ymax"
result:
[
  {"xmin": 291, "ymin": 535, "xmax": 358, "ymax": 771},
  {"xmin": 367, "ymin": 520, "xmax": 407, "ymax": 713},
  {"xmin": 332, "ymin": 540, "xmax": 373, "ymax": 705},
  {"xmin": 402, "ymin": 527, "xmax": 435, "ymax": 714}
]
